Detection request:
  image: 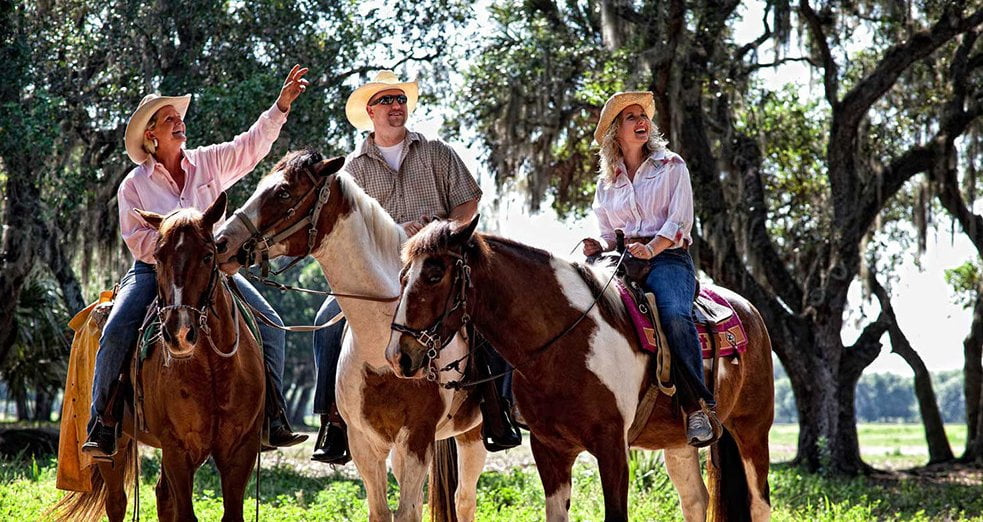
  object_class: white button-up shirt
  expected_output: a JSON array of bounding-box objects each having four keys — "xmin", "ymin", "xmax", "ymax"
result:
[
  {"xmin": 117, "ymin": 104, "xmax": 288, "ymax": 264},
  {"xmin": 592, "ymin": 149, "xmax": 693, "ymax": 249}
]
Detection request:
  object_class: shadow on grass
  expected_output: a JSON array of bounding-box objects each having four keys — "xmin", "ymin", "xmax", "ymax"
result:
[{"xmin": 771, "ymin": 462, "xmax": 983, "ymax": 519}]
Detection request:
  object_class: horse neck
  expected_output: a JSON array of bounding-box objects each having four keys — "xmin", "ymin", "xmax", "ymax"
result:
[
  {"xmin": 467, "ymin": 243, "xmax": 575, "ymax": 370},
  {"xmin": 205, "ymin": 281, "xmax": 244, "ymax": 357},
  {"xmin": 312, "ymin": 205, "xmax": 402, "ymax": 361}
]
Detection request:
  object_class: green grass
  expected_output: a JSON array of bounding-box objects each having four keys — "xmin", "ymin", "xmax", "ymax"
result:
[
  {"xmin": 770, "ymin": 423, "xmax": 970, "ymax": 467},
  {"xmin": 2, "ymin": 424, "xmax": 980, "ymax": 520}
]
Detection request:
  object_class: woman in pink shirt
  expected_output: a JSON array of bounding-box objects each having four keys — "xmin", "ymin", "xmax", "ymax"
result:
[
  {"xmin": 82, "ymin": 66, "xmax": 310, "ymax": 458},
  {"xmin": 583, "ymin": 91, "xmax": 718, "ymax": 447}
]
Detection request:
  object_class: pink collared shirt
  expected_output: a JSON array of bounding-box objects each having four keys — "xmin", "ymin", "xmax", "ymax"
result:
[
  {"xmin": 592, "ymin": 149, "xmax": 694, "ymax": 249},
  {"xmin": 118, "ymin": 104, "xmax": 288, "ymax": 264}
]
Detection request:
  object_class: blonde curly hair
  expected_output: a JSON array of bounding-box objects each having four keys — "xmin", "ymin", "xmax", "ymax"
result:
[{"xmin": 598, "ymin": 113, "xmax": 667, "ymax": 184}]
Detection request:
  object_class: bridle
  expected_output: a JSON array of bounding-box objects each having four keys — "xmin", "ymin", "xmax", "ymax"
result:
[
  {"xmin": 233, "ymin": 166, "xmax": 331, "ymax": 277},
  {"xmin": 390, "ymin": 250, "xmax": 473, "ymax": 383},
  {"xmin": 155, "ymin": 241, "xmax": 242, "ymax": 362}
]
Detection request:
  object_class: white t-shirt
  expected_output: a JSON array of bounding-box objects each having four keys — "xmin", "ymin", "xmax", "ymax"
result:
[{"xmin": 377, "ymin": 140, "xmax": 404, "ymax": 172}]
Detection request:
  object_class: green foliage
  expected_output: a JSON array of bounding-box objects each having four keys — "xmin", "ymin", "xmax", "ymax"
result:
[
  {"xmin": 944, "ymin": 261, "xmax": 981, "ymax": 309},
  {"xmin": 0, "ymin": 271, "xmax": 71, "ymax": 420}
]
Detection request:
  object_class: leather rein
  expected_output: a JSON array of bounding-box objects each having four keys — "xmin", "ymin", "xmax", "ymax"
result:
[{"xmin": 391, "ymin": 246, "xmax": 628, "ymax": 389}]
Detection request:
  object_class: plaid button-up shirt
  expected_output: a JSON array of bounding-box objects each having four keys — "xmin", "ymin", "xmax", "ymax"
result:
[{"xmin": 347, "ymin": 131, "xmax": 481, "ymax": 223}]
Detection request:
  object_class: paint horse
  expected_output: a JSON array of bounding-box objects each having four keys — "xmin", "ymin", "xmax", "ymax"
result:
[
  {"xmin": 390, "ymin": 218, "xmax": 775, "ymax": 522},
  {"xmin": 214, "ymin": 150, "xmax": 486, "ymax": 522},
  {"xmin": 54, "ymin": 193, "xmax": 266, "ymax": 522}
]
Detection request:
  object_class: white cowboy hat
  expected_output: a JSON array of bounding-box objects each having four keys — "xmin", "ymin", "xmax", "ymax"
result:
[
  {"xmin": 594, "ymin": 91, "xmax": 656, "ymax": 145},
  {"xmin": 345, "ymin": 70, "xmax": 419, "ymax": 131},
  {"xmin": 124, "ymin": 93, "xmax": 191, "ymax": 164}
]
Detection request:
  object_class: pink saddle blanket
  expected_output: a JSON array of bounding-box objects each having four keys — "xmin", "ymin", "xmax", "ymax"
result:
[{"xmin": 617, "ymin": 283, "xmax": 748, "ymax": 358}]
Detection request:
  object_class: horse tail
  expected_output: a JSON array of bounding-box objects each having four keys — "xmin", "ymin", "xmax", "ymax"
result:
[
  {"xmin": 428, "ymin": 437, "xmax": 459, "ymax": 522},
  {"xmin": 706, "ymin": 427, "xmax": 751, "ymax": 522},
  {"xmin": 49, "ymin": 437, "xmax": 136, "ymax": 522}
]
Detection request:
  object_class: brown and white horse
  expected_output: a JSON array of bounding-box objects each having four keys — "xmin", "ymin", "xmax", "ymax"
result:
[
  {"xmin": 390, "ymin": 218, "xmax": 775, "ymax": 522},
  {"xmin": 54, "ymin": 194, "xmax": 266, "ymax": 522},
  {"xmin": 214, "ymin": 150, "xmax": 487, "ymax": 522}
]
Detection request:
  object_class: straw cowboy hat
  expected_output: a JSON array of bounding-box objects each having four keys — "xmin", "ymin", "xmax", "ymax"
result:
[
  {"xmin": 594, "ymin": 91, "xmax": 656, "ymax": 145},
  {"xmin": 124, "ymin": 94, "xmax": 191, "ymax": 164},
  {"xmin": 345, "ymin": 70, "xmax": 419, "ymax": 131}
]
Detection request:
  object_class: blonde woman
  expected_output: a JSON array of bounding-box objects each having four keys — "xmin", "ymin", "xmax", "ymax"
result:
[{"xmin": 583, "ymin": 91, "xmax": 717, "ymax": 447}]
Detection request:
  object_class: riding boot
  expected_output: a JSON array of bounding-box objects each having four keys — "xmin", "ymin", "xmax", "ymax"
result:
[
  {"xmin": 478, "ymin": 376, "xmax": 522, "ymax": 452},
  {"xmin": 262, "ymin": 363, "xmax": 308, "ymax": 451},
  {"xmin": 82, "ymin": 376, "xmax": 125, "ymax": 459},
  {"xmin": 311, "ymin": 405, "xmax": 351, "ymax": 464}
]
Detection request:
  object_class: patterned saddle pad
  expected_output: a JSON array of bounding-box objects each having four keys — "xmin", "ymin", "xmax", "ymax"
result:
[{"xmin": 617, "ymin": 283, "xmax": 748, "ymax": 358}]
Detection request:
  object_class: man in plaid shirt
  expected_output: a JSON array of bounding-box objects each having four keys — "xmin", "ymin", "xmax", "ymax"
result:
[{"xmin": 310, "ymin": 71, "xmax": 522, "ymax": 464}]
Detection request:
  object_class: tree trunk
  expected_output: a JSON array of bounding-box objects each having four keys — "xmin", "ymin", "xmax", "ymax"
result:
[
  {"xmin": 963, "ymin": 289, "xmax": 983, "ymax": 461},
  {"xmin": 14, "ymin": 391, "xmax": 30, "ymax": 421},
  {"xmin": 34, "ymin": 390, "xmax": 53, "ymax": 423},
  {"xmin": 288, "ymin": 384, "xmax": 313, "ymax": 428},
  {"xmin": 0, "ymin": 171, "xmax": 42, "ymax": 369},
  {"xmin": 869, "ymin": 272, "xmax": 954, "ymax": 462}
]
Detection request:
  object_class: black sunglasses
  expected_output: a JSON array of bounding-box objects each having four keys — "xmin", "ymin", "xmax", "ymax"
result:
[{"xmin": 369, "ymin": 94, "xmax": 408, "ymax": 106}]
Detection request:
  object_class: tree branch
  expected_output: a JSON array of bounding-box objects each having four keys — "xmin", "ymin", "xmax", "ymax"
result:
[{"xmin": 798, "ymin": 0, "xmax": 838, "ymax": 105}]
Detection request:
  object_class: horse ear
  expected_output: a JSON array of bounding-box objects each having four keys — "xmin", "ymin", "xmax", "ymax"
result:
[
  {"xmin": 135, "ymin": 209, "xmax": 164, "ymax": 230},
  {"xmin": 315, "ymin": 156, "xmax": 346, "ymax": 177},
  {"xmin": 202, "ymin": 192, "xmax": 228, "ymax": 229},
  {"xmin": 450, "ymin": 214, "xmax": 480, "ymax": 246}
]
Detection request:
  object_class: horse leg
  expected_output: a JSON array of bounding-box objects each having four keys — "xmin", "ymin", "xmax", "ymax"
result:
[
  {"xmin": 729, "ymin": 421, "xmax": 772, "ymax": 521},
  {"xmin": 96, "ymin": 455, "xmax": 129, "ymax": 522},
  {"xmin": 529, "ymin": 433, "xmax": 577, "ymax": 522},
  {"xmin": 159, "ymin": 446, "xmax": 200, "ymax": 522},
  {"xmin": 349, "ymin": 429, "xmax": 392, "ymax": 522},
  {"xmin": 664, "ymin": 446, "xmax": 709, "ymax": 522},
  {"xmin": 155, "ymin": 471, "xmax": 174, "ymax": 521},
  {"xmin": 393, "ymin": 429, "xmax": 434, "ymax": 522},
  {"xmin": 213, "ymin": 435, "xmax": 261, "ymax": 522},
  {"xmin": 454, "ymin": 426, "xmax": 487, "ymax": 522},
  {"xmin": 590, "ymin": 433, "xmax": 630, "ymax": 522}
]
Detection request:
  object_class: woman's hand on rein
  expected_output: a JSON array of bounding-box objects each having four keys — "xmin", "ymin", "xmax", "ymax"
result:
[
  {"xmin": 276, "ymin": 64, "xmax": 310, "ymax": 113},
  {"xmin": 627, "ymin": 242, "xmax": 655, "ymax": 260}
]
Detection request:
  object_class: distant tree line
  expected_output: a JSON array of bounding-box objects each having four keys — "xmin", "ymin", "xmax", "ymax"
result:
[{"xmin": 774, "ymin": 365, "xmax": 966, "ymax": 425}]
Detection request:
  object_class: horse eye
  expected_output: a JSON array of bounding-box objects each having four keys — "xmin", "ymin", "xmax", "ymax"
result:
[
  {"xmin": 203, "ymin": 253, "xmax": 214, "ymax": 264},
  {"xmin": 277, "ymin": 190, "xmax": 291, "ymax": 200}
]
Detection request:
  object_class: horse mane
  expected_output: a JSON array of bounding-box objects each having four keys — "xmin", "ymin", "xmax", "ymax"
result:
[{"xmin": 335, "ymin": 172, "xmax": 405, "ymax": 258}]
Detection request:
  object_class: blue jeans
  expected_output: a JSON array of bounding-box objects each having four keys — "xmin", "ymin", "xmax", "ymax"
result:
[
  {"xmin": 313, "ymin": 297, "xmax": 345, "ymax": 414},
  {"xmin": 89, "ymin": 261, "xmax": 287, "ymax": 430},
  {"xmin": 644, "ymin": 248, "xmax": 715, "ymax": 407}
]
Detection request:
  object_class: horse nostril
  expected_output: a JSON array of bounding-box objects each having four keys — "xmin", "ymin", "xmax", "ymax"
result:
[
  {"xmin": 186, "ymin": 328, "xmax": 197, "ymax": 344},
  {"xmin": 399, "ymin": 352, "xmax": 414, "ymax": 376},
  {"xmin": 162, "ymin": 328, "xmax": 173, "ymax": 344}
]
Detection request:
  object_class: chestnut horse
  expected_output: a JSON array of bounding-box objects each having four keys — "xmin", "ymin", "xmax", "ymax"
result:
[
  {"xmin": 54, "ymin": 194, "xmax": 266, "ymax": 522},
  {"xmin": 390, "ymin": 218, "xmax": 774, "ymax": 522},
  {"xmin": 214, "ymin": 150, "xmax": 487, "ymax": 522}
]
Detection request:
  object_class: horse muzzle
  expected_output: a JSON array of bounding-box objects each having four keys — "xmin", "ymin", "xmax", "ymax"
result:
[
  {"xmin": 387, "ymin": 334, "xmax": 428, "ymax": 379},
  {"xmin": 162, "ymin": 310, "xmax": 198, "ymax": 358}
]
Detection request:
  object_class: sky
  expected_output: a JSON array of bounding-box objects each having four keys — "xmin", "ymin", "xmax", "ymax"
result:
[{"xmin": 405, "ymin": 2, "xmax": 976, "ymax": 376}]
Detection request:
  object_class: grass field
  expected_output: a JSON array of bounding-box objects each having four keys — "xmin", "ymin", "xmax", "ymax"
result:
[{"xmin": 1, "ymin": 423, "xmax": 980, "ymax": 521}]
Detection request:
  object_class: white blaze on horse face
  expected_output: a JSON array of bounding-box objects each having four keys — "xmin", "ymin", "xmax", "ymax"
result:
[
  {"xmin": 552, "ymin": 260, "xmax": 647, "ymax": 429},
  {"xmin": 387, "ymin": 260, "xmax": 424, "ymax": 365}
]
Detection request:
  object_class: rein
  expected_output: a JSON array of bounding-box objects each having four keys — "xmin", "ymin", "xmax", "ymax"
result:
[{"xmin": 392, "ymin": 247, "xmax": 628, "ymax": 389}]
